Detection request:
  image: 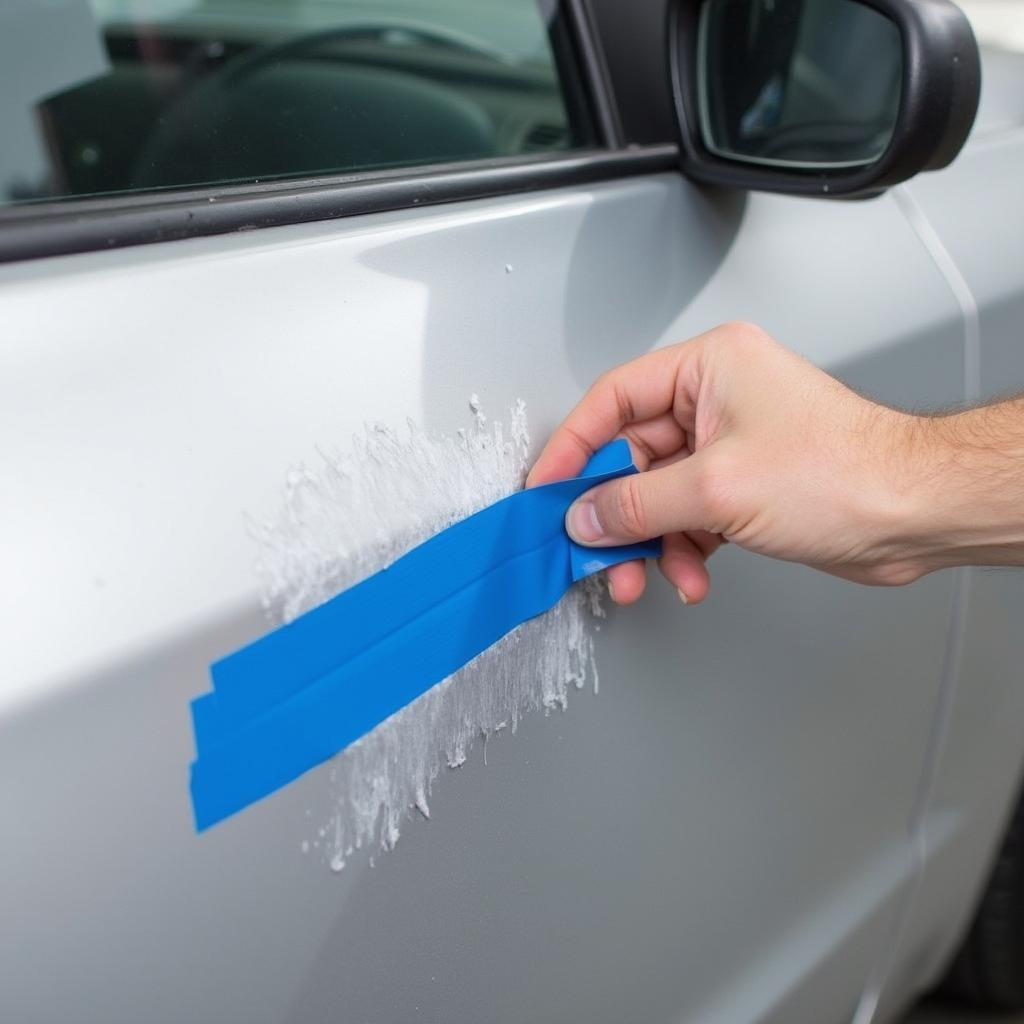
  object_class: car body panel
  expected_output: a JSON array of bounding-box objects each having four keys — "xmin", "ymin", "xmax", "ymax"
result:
[
  {"xmin": 866, "ymin": 83, "xmax": 1024, "ymax": 1021},
  {"xmin": 0, "ymin": 164, "xmax": 972, "ymax": 1022}
]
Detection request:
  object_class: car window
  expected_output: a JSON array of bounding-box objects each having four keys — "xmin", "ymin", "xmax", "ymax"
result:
[{"xmin": 0, "ymin": 0, "xmax": 594, "ymax": 208}]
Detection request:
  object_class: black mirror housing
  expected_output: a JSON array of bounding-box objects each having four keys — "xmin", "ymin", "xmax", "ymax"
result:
[{"xmin": 669, "ymin": 0, "xmax": 982, "ymax": 197}]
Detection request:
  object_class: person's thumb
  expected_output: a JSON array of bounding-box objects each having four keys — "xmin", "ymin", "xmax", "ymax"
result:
[{"xmin": 565, "ymin": 454, "xmax": 713, "ymax": 546}]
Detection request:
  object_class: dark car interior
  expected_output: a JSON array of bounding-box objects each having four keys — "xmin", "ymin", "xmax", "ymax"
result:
[{"xmin": 22, "ymin": 8, "xmax": 588, "ymax": 204}]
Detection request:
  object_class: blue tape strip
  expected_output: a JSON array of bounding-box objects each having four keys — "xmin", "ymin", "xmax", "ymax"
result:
[{"xmin": 190, "ymin": 439, "xmax": 659, "ymax": 831}]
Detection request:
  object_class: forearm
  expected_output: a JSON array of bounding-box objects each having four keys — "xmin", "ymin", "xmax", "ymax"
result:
[{"xmin": 895, "ymin": 396, "xmax": 1024, "ymax": 575}]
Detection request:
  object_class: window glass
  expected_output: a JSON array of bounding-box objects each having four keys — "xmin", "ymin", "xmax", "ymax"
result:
[{"xmin": 0, "ymin": 0, "xmax": 593, "ymax": 207}]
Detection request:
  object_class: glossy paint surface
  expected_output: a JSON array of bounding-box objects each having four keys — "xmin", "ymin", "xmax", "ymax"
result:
[{"xmin": 0, "ymin": 79, "xmax": 1020, "ymax": 1021}]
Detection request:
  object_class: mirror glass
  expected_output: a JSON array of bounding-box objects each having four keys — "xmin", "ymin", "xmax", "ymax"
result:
[{"xmin": 698, "ymin": 0, "xmax": 903, "ymax": 169}]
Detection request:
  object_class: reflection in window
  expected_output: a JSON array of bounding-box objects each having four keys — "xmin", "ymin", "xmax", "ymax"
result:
[{"xmin": 0, "ymin": 0, "xmax": 593, "ymax": 207}]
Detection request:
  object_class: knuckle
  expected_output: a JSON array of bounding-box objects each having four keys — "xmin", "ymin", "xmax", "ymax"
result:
[
  {"xmin": 608, "ymin": 477, "xmax": 648, "ymax": 538},
  {"xmin": 592, "ymin": 368, "xmax": 635, "ymax": 423},
  {"xmin": 718, "ymin": 320, "xmax": 771, "ymax": 357},
  {"xmin": 722, "ymin": 319, "xmax": 768, "ymax": 343},
  {"xmin": 562, "ymin": 422, "xmax": 594, "ymax": 461}
]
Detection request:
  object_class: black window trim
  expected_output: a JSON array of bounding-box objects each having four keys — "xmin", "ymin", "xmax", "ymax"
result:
[
  {"xmin": 0, "ymin": 0, "xmax": 678, "ymax": 265},
  {"xmin": 0, "ymin": 146, "xmax": 678, "ymax": 263}
]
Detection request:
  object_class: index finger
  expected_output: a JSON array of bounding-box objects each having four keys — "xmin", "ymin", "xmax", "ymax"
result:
[{"xmin": 526, "ymin": 341, "xmax": 692, "ymax": 487}]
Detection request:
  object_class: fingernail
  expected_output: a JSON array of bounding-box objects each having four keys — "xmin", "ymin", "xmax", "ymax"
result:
[
  {"xmin": 607, "ymin": 578, "xmax": 616, "ymax": 602},
  {"xmin": 566, "ymin": 500, "xmax": 604, "ymax": 543},
  {"xmin": 677, "ymin": 588, "xmax": 688, "ymax": 604}
]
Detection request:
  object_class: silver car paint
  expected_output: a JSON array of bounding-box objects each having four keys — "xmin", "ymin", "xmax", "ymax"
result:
[
  {"xmin": 1, "ymin": 63, "xmax": 1022, "ymax": 1024},
  {"xmin": 863, "ymin": 111, "xmax": 1024, "ymax": 1024}
]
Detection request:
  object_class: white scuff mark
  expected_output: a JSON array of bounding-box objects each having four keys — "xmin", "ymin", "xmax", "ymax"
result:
[
  {"xmin": 251, "ymin": 401, "xmax": 605, "ymax": 867},
  {"xmin": 468, "ymin": 392, "xmax": 486, "ymax": 428}
]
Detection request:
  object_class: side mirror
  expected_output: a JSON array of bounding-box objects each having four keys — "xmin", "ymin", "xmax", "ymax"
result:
[{"xmin": 669, "ymin": 0, "xmax": 981, "ymax": 197}]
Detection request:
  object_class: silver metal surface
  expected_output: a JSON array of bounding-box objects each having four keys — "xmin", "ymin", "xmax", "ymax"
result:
[{"xmin": 0, "ymin": 53, "xmax": 1022, "ymax": 1024}]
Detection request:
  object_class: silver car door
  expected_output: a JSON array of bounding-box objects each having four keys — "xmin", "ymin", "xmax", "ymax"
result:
[
  {"xmin": 0, "ymin": 2, "xmax": 970, "ymax": 1022},
  {"xmin": 859, "ymin": 46, "xmax": 1024, "ymax": 1023}
]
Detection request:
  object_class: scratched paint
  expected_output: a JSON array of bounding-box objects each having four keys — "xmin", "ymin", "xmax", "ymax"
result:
[{"xmin": 250, "ymin": 401, "xmax": 605, "ymax": 868}]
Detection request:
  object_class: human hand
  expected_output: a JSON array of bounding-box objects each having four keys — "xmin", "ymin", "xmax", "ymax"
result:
[{"xmin": 527, "ymin": 322, "xmax": 930, "ymax": 605}]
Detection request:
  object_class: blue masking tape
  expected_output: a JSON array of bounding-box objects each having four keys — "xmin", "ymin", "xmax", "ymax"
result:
[
  {"xmin": 193, "ymin": 440, "xmax": 643, "ymax": 750},
  {"xmin": 190, "ymin": 439, "xmax": 659, "ymax": 831}
]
